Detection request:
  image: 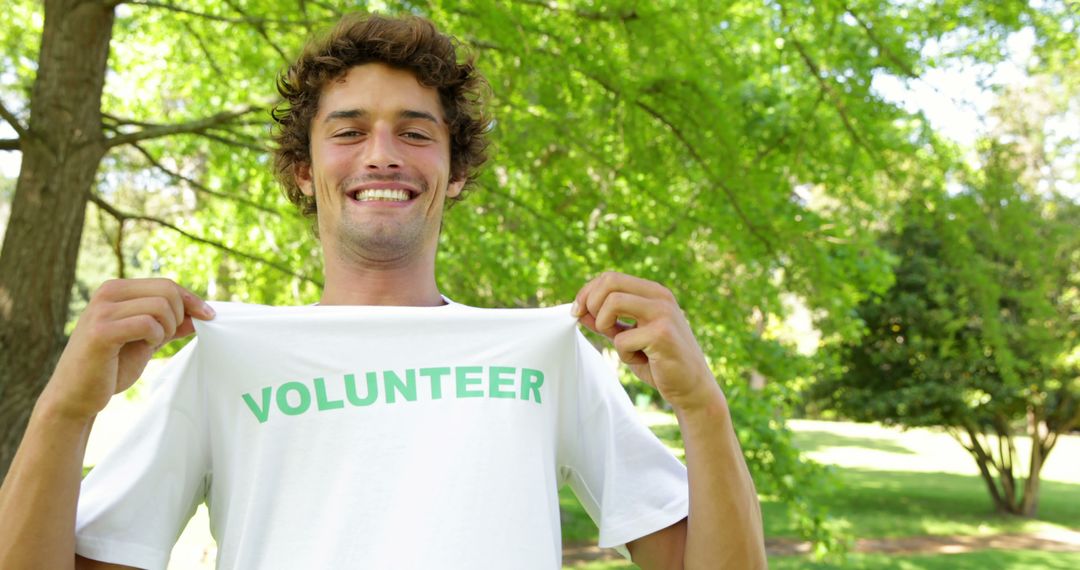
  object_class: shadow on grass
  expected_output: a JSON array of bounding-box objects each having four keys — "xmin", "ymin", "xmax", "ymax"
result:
[
  {"xmin": 763, "ymin": 468, "xmax": 1080, "ymax": 540},
  {"xmin": 792, "ymin": 429, "xmax": 915, "ymax": 455}
]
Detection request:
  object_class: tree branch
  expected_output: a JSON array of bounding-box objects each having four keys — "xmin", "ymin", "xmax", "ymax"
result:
[
  {"xmin": 104, "ymin": 106, "xmax": 264, "ymax": 148},
  {"xmin": 181, "ymin": 20, "xmax": 228, "ymax": 81},
  {"xmin": 512, "ymin": 0, "xmax": 639, "ymax": 22},
  {"xmin": 96, "ymin": 205, "xmax": 126, "ymax": 278},
  {"xmin": 843, "ymin": 6, "xmax": 919, "ymax": 79},
  {"xmin": 0, "ymin": 100, "xmax": 29, "ymax": 140},
  {"xmin": 477, "ymin": 182, "xmax": 578, "ymax": 250},
  {"xmin": 468, "ymin": 34, "xmax": 773, "ymax": 256},
  {"xmin": 124, "ymin": 0, "xmax": 322, "ymax": 26},
  {"xmin": 89, "ymin": 194, "xmax": 321, "ymax": 286},
  {"xmin": 222, "ymin": 0, "xmax": 290, "ymax": 63},
  {"xmin": 128, "ymin": 142, "xmax": 286, "ymax": 217},
  {"xmin": 0, "ymin": 139, "xmax": 20, "ymax": 151},
  {"xmin": 786, "ymin": 33, "xmax": 901, "ymax": 187},
  {"xmin": 198, "ymin": 129, "xmax": 270, "ymax": 153}
]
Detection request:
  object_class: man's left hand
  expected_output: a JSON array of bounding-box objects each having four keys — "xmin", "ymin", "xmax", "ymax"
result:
[{"xmin": 572, "ymin": 271, "xmax": 722, "ymax": 413}]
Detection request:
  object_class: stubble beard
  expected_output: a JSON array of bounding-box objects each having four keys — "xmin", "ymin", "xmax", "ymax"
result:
[{"xmin": 334, "ymin": 175, "xmax": 436, "ymax": 263}]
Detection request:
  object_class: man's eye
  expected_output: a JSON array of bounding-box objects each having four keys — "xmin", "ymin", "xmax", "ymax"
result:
[
  {"xmin": 403, "ymin": 132, "xmax": 431, "ymax": 141},
  {"xmin": 334, "ymin": 130, "xmax": 362, "ymax": 138}
]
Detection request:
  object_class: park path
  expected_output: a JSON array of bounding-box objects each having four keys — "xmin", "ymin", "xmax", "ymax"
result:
[{"xmin": 562, "ymin": 528, "xmax": 1080, "ymax": 564}]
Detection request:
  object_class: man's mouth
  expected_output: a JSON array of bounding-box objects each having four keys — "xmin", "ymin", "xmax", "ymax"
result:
[{"xmin": 348, "ymin": 188, "xmax": 417, "ymax": 202}]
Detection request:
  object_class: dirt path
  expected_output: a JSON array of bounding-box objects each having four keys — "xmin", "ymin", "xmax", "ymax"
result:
[{"xmin": 562, "ymin": 528, "xmax": 1080, "ymax": 564}]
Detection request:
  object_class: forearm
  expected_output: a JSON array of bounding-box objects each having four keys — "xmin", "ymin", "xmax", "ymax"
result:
[
  {"xmin": 676, "ymin": 385, "xmax": 766, "ymax": 570},
  {"xmin": 0, "ymin": 393, "xmax": 94, "ymax": 570}
]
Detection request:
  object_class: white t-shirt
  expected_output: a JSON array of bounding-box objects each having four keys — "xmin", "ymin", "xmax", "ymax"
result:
[{"xmin": 75, "ymin": 302, "xmax": 689, "ymax": 569}]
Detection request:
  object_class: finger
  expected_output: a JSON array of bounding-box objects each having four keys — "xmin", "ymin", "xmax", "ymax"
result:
[
  {"xmin": 95, "ymin": 279, "xmax": 214, "ymax": 321},
  {"xmin": 593, "ymin": 291, "xmax": 661, "ymax": 334},
  {"xmin": 573, "ymin": 271, "xmax": 671, "ymax": 318},
  {"xmin": 102, "ymin": 314, "xmax": 167, "ymax": 348},
  {"xmin": 107, "ymin": 297, "xmax": 179, "ymax": 340},
  {"xmin": 578, "ymin": 310, "xmax": 634, "ymax": 340},
  {"xmin": 612, "ymin": 325, "xmax": 651, "ymax": 366},
  {"xmin": 171, "ymin": 315, "xmax": 196, "ymax": 342}
]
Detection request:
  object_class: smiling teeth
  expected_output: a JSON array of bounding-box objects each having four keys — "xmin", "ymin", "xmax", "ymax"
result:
[{"xmin": 354, "ymin": 189, "xmax": 410, "ymax": 202}]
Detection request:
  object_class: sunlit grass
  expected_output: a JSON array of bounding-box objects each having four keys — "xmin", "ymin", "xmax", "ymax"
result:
[
  {"xmin": 769, "ymin": 549, "xmax": 1080, "ymax": 569},
  {"xmin": 562, "ymin": 414, "xmax": 1080, "ymax": 569},
  {"xmin": 788, "ymin": 419, "xmax": 1080, "ymax": 485}
]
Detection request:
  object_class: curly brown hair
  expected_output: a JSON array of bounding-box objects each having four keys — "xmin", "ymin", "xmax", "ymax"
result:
[{"xmin": 271, "ymin": 14, "xmax": 490, "ymax": 218}]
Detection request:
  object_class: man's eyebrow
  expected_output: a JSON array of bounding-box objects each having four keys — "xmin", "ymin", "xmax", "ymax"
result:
[
  {"xmin": 323, "ymin": 109, "xmax": 366, "ymax": 123},
  {"xmin": 399, "ymin": 109, "xmax": 441, "ymax": 124},
  {"xmin": 321, "ymin": 108, "xmax": 441, "ymax": 125}
]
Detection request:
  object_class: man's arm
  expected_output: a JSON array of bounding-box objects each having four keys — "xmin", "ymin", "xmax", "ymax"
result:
[
  {"xmin": 0, "ymin": 279, "xmax": 213, "ymax": 569},
  {"xmin": 573, "ymin": 272, "xmax": 767, "ymax": 570},
  {"xmin": 0, "ymin": 404, "xmax": 136, "ymax": 570}
]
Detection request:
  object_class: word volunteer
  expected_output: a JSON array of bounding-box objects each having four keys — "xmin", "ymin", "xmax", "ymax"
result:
[{"xmin": 242, "ymin": 365, "xmax": 547, "ymax": 423}]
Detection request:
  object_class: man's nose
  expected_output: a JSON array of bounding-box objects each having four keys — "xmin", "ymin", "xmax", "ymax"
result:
[{"xmin": 365, "ymin": 126, "xmax": 401, "ymax": 171}]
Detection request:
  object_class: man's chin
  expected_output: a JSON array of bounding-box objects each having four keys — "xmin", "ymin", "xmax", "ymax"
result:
[{"xmin": 338, "ymin": 227, "xmax": 427, "ymax": 261}]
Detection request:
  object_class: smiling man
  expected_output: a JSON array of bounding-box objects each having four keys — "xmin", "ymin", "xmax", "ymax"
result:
[{"xmin": 0, "ymin": 14, "xmax": 765, "ymax": 570}]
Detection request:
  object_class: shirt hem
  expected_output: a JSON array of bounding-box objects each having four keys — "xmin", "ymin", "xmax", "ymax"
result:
[
  {"xmin": 597, "ymin": 495, "xmax": 690, "ymax": 557},
  {"xmin": 76, "ymin": 534, "xmax": 169, "ymax": 570}
]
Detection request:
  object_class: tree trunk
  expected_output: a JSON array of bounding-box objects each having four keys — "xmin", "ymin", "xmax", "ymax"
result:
[
  {"xmin": 959, "ymin": 425, "xmax": 1011, "ymax": 513},
  {"xmin": 1019, "ymin": 411, "xmax": 1048, "ymax": 517},
  {"xmin": 0, "ymin": 0, "xmax": 114, "ymax": 479}
]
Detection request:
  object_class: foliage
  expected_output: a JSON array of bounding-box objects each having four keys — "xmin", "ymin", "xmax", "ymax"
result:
[
  {"xmin": 811, "ymin": 138, "xmax": 1080, "ymax": 515},
  {"xmin": 3, "ymin": 0, "xmax": 1079, "ymax": 552}
]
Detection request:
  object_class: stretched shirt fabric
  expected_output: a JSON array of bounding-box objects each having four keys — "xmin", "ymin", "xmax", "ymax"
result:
[{"xmin": 75, "ymin": 302, "xmax": 690, "ymax": 569}]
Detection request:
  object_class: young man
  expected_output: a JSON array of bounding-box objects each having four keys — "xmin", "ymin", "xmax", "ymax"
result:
[{"xmin": 0, "ymin": 14, "xmax": 765, "ymax": 570}]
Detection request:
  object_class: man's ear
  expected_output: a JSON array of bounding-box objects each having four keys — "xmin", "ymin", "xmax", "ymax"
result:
[
  {"xmin": 447, "ymin": 178, "xmax": 465, "ymax": 199},
  {"xmin": 295, "ymin": 162, "xmax": 314, "ymax": 197}
]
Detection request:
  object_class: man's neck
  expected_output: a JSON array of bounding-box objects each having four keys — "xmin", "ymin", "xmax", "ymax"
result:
[{"xmin": 318, "ymin": 250, "xmax": 445, "ymax": 307}]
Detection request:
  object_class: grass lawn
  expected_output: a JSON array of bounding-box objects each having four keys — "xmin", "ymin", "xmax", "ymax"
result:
[
  {"xmin": 570, "ymin": 550, "xmax": 1080, "ymax": 570},
  {"xmin": 762, "ymin": 420, "xmax": 1080, "ymax": 539},
  {"xmin": 560, "ymin": 415, "xmax": 1080, "ymax": 569},
  {"xmin": 769, "ymin": 549, "xmax": 1080, "ymax": 569}
]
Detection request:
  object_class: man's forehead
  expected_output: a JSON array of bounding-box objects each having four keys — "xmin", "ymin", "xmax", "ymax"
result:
[{"xmin": 317, "ymin": 64, "xmax": 446, "ymax": 122}]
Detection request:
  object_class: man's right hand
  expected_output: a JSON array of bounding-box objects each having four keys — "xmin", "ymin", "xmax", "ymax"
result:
[{"xmin": 38, "ymin": 278, "xmax": 215, "ymax": 423}]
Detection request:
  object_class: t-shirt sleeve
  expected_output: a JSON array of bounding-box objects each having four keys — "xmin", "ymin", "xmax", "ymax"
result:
[
  {"xmin": 75, "ymin": 340, "xmax": 210, "ymax": 570},
  {"xmin": 558, "ymin": 331, "xmax": 689, "ymax": 557}
]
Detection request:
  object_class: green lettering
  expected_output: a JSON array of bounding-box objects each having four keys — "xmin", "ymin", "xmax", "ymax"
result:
[
  {"xmin": 345, "ymin": 373, "xmax": 378, "ymax": 406},
  {"xmin": 314, "ymin": 377, "xmax": 344, "ymax": 411},
  {"xmin": 420, "ymin": 367, "xmax": 449, "ymax": 399},
  {"xmin": 242, "ymin": 387, "xmax": 272, "ymax": 423},
  {"xmin": 489, "ymin": 366, "xmax": 517, "ymax": 399},
  {"xmin": 277, "ymin": 381, "xmax": 311, "ymax": 416},
  {"xmin": 456, "ymin": 366, "xmax": 484, "ymax": 398},
  {"xmin": 521, "ymin": 368, "xmax": 544, "ymax": 403},
  {"xmin": 384, "ymin": 369, "xmax": 417, "ymax": 404}
]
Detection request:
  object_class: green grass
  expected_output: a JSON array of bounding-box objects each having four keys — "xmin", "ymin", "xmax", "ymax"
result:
[
  {"xmin": 769, "ymin": 550, "xmax": 1080, "ymax": 569},
  {"xmin": 763, "ymin": 420, "xmax": 1080, "ymax": 539},
  {"xmin": 561, "ymin": 485, "xmax": 601, "ymax": 543},
  {"xmin": 761, "ymin": 468, "xmax": 1080, "ymax": 539},
  {"xmin": 560, "ymin": 415, "xmax": 1080, "ymax": 568},
  {"xmin": 569, "ymin": 561, "xmax": 637, "ymax": 570},
  {"xmin": 568, "ymin": 549, "xmax": 1080, "ymax": 570},
  {"xmin": 568, "ymin": 550, "xmax": 1080, "ymax": 570}
]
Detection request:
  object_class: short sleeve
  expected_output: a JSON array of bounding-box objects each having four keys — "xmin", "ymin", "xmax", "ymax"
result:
[
  {"xmin": 558, "ymin": 332, "xmax": 689, "ymax": 556},
  {"xmin": 75, "ymin": 340, "xmax": 210, "ymax": 570}
]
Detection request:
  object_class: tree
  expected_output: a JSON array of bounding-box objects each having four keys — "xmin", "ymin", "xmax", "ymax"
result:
[
  {"xmin": 1, "ymin": 0, "xmax": 1076, "ymax": 547},
  {"xmin": 813, "ymin": 139, "xmax": 1080, "ymax": 515}
]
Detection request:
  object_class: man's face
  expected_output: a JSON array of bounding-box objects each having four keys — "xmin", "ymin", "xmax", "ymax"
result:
[{"xmin": 296, "ymin": 63, "xmax": 463, "ymax": 263}]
